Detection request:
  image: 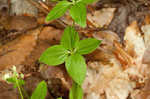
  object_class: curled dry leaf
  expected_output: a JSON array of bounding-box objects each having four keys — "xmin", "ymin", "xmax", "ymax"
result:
[
  {"xmin": 87, "ymin": 8, "xmax": 116, "ymax": 28},
  {"xmin": 113, "ymin": 41, "xmax": 133, "ymax": 69},
  {"xmin": 0, "ymin": 28, "xmax": 40, "ymax": 71}
]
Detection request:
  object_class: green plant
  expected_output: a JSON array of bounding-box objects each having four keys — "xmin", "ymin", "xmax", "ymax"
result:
[
  {"xmin": 46, "ymin": 0, "xmax": 97, "ymax": 27},
  {"xmin": 40, "ymin": 0, "xmax": 101, "ymax": 99},
  {"xmin": 5, "ymin": 66, "xmax": 47, "ymax": 99},
  {"xmin": 6, "ymin": 66, "xmax": 25, "ymax": 99}
]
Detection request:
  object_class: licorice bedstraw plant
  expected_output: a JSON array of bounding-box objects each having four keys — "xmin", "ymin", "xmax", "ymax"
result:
[{"xmin": 39, "ymin": 0, "xmax": 101, "ymax": 99}]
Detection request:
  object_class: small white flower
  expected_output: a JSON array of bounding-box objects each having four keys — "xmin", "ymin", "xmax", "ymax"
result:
[{"xmin": 3, "ymin": 73, "xmax": 11, "ymax": 81}]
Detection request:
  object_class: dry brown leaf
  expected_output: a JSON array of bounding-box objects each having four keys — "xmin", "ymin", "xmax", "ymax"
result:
[
  {"xmin": 23, "ymin": 26, "xmax": 63, "ymax": 68},
  {"xmin": 0, "ymin": 28, "xmax": 40, "ymax": 70},
  {"xmin": 0, "ymin": 81, "xmax": 19, "ymax": 99},
  {"xmin": 39, "ymin": 26, "xmax": 62, "ymax": 42},
  {"xmin": 144, "ymin": 15, "xmax": 150, "ymax": 25},
  {"xmin": 113, "ymin": 41, "xmax": 133, "ymax": 69},
  {"xmin": 1, "ymin": 16, "xmax": 37, "ymax": 31}
]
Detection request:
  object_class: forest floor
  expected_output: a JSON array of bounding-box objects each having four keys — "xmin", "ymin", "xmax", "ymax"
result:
[{"xmin": 0, "ymin": 0, "xmax": 150, "ymax": 99}]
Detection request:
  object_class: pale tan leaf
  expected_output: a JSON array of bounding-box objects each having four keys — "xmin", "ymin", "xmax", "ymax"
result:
[
  {"xmin": 124, "ymin": 21, "xmax": 145, "ymax": 63},
  {"xmin": 87, "ymin": 8, "xmax": 116, "ymax": 28}
]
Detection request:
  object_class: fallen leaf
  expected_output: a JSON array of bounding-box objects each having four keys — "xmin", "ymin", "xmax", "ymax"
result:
[
  {"xmin": 124, "ymin": 21, "xmax": 145, "ymax": 63},
  {"xmin": 0, "ymin": 28, "xmax": 40, "ymax": 70},
  {"xmin": 10, "ymin": 0, "xmax": 38, "ymax": 16},
  {"xmin": 87, "ymin": 8, "xmax": 116, "ymax": 28}
]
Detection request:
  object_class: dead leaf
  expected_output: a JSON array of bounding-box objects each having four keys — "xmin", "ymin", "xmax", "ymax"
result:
[
  {"xmin": 0, "ymin": 28, "xmax": 40, "ymax": 70},
  {"xmin": 87, "ymin": 8, "xmax": 116, "ymax": 28},
  {"xmin": 124, "ymin": 21, "xmax": 145, "ymax": 63},
  {"xmin": 39, "ymin": 26, "xmax": 62, "ymax": 42},
  {"xmin": 1, "ymin": 16, "xmax": 37, "ymax": 31},
  {"xmin": 0, "ymin": 81, "xmax": 19, "ymax": 99},
  {"xmin": 10, "ymin": 0, "xmax": 38, "ymax": 16}
]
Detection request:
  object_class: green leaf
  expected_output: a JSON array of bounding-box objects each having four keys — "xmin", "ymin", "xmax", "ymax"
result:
[
  {"xmin": 39, "ymin": 45, "xmax": 68, "ymax": 66},
  {"xmin": 76, "ymin": 38, "xmax": 101, "ymax": 55},
  {"xmin": 69, "ymin": 82, "xmax": 83, "ymax": 99},
  {"xmin": 57, "ymin": 97, "xmax": 62, "ymax": 99},
  {"xmin": 46, "ymin": 1, "xmax": 72, "ymax": 22},
  {"xmin": 70, "ymin": 2, "xmax": 86, "ymax": 27},
  {"xmin": 65, "ymin": 54, "xmax": 86, "ymax": 85},
  {"xmin": 31, "ymin": 81, "xmax": 47, "ymax": 99},
  {"xmin": 6, "ymin": 77, "xmax": 16, "ymax": 83},
  {"xmin": 61, "ymin": 26, "xmax": 79, "ymax": 50},
  {"xmin": 6, "ymin": 78, "xmax": 25, "ymax": 86},
  {"xmin": 81, "ymin": 0, "xmax": 97, "ymax": 4}
]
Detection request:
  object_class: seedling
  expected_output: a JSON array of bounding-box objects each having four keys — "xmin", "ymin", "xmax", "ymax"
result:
[
  {"xmin": 5, "ymin": 66, "xmax": 25, "ymax": 99},
  {"xmin": 40, "ymin": 0, "xmax": 100, "ymax": 99},
  {"xmin": 4, "ymin": 66, "xmax": 47, "ymax": 99}
]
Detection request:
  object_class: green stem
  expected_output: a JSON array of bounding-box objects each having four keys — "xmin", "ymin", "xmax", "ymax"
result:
[
  {"xmin": 72, "ymin": 0, "xmax": 76, "ymax": 4},
  {"xmin": 21, "ymin": 86, "xmax": 30, "ymax": 99},
  {"xmin": 15, "ymin": 78, "xmax": 24, "ymax": 99},
  {"xmin": 73, "ymin": 21, "xmax": 75, "ymax": 27}
]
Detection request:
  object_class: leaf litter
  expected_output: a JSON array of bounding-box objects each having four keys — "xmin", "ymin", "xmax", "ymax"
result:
[{"xmin": 0, "ymin": 0, "xmax": 150, "ymax": 99}]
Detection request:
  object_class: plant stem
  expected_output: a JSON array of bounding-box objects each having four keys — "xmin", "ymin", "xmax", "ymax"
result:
[
  {"xmin": 73, "ymin": 21, "xmax": 75, "ymax": 27},
  {"xmin": 15, "ymin": 77, "xmax": 24, "ymax": 99},
  {"xmin": 72, "ymin": 0, "xmax": 76, "ymax": 4},
  {"xmin": 21, "ymin": 86, "xmax": 30, "ymax": 99}
]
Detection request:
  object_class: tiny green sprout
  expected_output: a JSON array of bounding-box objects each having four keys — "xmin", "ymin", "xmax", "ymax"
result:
[
  {"xmin": 4, "ymin": 66, "xmax": 47, "ymax": 99},
  {"xmin": 5, "ymin": 66, "xmax": 25, "ymax": 99}
]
